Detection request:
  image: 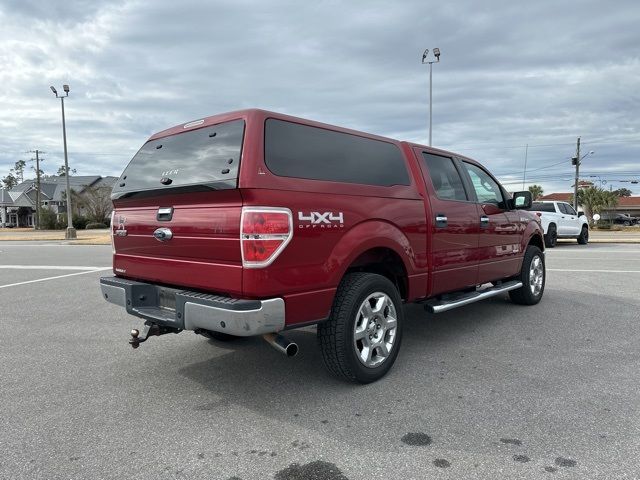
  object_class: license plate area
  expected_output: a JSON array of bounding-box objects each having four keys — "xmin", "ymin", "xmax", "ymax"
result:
[{"xmin": 158, "ymin": 287, "xmax": 179, "ymax": 311}]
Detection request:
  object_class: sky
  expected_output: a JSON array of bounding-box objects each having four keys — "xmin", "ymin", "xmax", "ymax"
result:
[{"xmin": 1, "ymin": 0, "xmax": 639, "ymax": 195}]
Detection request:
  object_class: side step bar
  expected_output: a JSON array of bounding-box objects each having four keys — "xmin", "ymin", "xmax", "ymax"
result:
[{"xmin": 423, "ymin": 280, "xmax": 523, "ymax": 314}]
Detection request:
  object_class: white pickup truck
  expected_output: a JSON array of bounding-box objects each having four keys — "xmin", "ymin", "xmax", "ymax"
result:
[{"xmin": 527, "ymin": 200, "xmax": 589, "ymax": 248}]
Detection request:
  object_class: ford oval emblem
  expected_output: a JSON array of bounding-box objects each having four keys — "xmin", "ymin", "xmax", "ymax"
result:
[{"xmin": 153, "ymin": 227, "xmax": 173, "ymax": 242}]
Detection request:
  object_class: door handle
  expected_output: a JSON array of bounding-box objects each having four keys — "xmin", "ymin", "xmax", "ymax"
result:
[
  {"xmin": 480, "ymin": 215, "xmax": 489, "ymax": 228},
  {"xmin": 435, "ymin": 214, "xmax": 448, "ymax": 228}
]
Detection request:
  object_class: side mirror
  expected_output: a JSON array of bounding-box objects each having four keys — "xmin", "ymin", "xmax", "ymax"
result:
[
  {"xmin": 577, "ymin": 211, "xmax": 585, "ymax": 217},
  {"xmin": 511, "ymin": 191, "xmax": 532, "ymax": 209}
]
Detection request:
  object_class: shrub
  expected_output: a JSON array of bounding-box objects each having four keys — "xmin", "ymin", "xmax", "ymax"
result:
[
  {"xmin": 73, "ymin": 215, "xmax": 89, "ymax": 230},
  {"xmin": 39, "ymin": 209, "xmax": 62, "ymax": 230},
  {"xmin": 86, "ymin": 222, "xmax": 108, "ymax": 229}
]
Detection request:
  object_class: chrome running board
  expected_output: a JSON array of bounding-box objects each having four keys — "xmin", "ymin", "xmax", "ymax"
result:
[{"xmin": 423, "ymin": 280, "xmax": 523, "ymax": 314}]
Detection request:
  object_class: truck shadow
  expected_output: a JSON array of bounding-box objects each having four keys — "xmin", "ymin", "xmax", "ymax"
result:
[{"xmin": 176, "ymin": 295, "xmax": 524, "ymax": 423}]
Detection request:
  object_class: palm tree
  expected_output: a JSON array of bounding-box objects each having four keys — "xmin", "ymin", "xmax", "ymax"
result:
[
  {"xmin": 527, "ymin": 184, "xmax": 544, "ymax": 200},
  {"xmin": 573, "ymin": 187, "xmax": 619, "ymax": 220}
]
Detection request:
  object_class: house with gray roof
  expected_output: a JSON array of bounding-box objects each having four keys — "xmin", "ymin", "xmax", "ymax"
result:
[{"xmin": 1, "ymin": 175, "xmax": 117, "ymax": 227}]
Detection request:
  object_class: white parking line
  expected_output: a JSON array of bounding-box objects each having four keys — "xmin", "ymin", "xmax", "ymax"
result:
[
  {"xmin": 0, "ymin": 265, "xmax": 109, "ymax": 271},
  {"xmin": 0, "ymin": 244, "xmax": 107, "ymax": 247},
  {"xmin": 548, "ymin": 268, "xmax": 640, "ymax": 273},
  {"xmin": 547, "ymin": 250, "xmax": 640, "ymax": 254},
  {"xmin": 0, "ymin": 268, "xmax": 111, "ymax": 289}
]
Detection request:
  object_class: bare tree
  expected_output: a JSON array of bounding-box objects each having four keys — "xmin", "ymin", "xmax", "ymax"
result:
[{"xmin": 72, "ymin": 186, "xmax": 113, "ymax": 223}]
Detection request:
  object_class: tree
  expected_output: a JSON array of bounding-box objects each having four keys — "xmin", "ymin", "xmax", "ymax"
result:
[
  {"xmin": 2, "ymin": 173, "xmax": 18, "ymax": 190},
  {"xmin": 10, "ymin": 159, "xmax": 26, "ymax": 183},
  {"xmin": 613, "ymin": 188, "xmax": 632, "ymax": 197},
  {"xmin": 57, "ymin": 165, "xmax": 77, "ymax": 176},
  {"xmin": 72, "ymin": 186, "xmax": 112, "ymax": 223},
  {"xmin": 573, "ymin": 187, "xmax": 619, "ymax": 219},
  {"xmin": 527, "ymin": 184, "xmax": 544, "ymax": 200}
]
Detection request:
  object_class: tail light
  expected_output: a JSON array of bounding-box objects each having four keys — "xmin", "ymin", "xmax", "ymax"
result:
[
  {"xmin": 110, "ymin": 210, "xmax": 116, "ymax": 254},
  {"xmin": 241, "ymin": 207, "xmax": 293, "ymax": 268}
]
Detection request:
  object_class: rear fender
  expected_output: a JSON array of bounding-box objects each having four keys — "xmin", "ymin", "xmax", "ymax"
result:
[{"xmin": 326, "ymin": 220, "xmax": 418, "ymax": 295}]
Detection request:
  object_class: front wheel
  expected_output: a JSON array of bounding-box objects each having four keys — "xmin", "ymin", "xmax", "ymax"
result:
[
  {"xmin": 544, "ymin": 224, "xmax": 557, "ymax": 248},
  {"xmin": 577, "ymin": 225, "xmax": 589, "ymax": 245},
  {"xmin": 318, "ymin": 272, "xmax": 403, "ymax": 383},
  {"xmin": 509, "ymin": 245, "xmax": 545, "ymax": 305}
]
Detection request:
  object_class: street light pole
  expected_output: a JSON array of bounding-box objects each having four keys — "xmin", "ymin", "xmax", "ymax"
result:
[
  {"xmin": 50, "ymin": 85, "xmax": 76, "ymax": 239},
  {"xmin": 422, "ymin": 48, "xmax": 441, "ymax": 147}
]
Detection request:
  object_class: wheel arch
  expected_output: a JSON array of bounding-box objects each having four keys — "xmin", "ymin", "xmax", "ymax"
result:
[
  {"xmin": 528, "ymin": 232, "xmax": 545, "ymax": 252},
  {"xmin": 326, "ymin": 220, "xmax": 417, "ymax": 300}
]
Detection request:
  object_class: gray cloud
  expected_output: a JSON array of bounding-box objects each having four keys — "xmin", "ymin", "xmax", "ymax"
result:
[{"xmin": 1, "ymin": 0, "xmax": 639, "ymax": 194}]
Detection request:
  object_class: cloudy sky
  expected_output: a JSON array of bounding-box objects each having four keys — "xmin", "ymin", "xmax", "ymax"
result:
[{"xmin": 1, "ymin": 0, "xmax": 639, "ymax": 195}]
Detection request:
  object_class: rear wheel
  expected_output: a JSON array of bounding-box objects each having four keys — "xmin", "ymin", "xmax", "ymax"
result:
[
  {"xmin": 318, "ymin": 272, "xmax": 403, "ymax": 383},
  {"xmin": 544, "ymin": 224, "xmax": 557, "ymax": 248},
  {"xmin": 509, "ymin": 245, "xmax": 545, "ymax": 305},
  {"xmin": 577, "ymin": 225, "xmax": 589, "ymax": 245}
]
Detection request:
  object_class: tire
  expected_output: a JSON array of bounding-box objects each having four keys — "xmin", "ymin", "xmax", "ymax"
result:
[
  {"xmin": 624, "ymin": 221, "xmax": 630, "ymax": 227},
  {"xmin": 198, "ymin": 330, "xmax": 239, "ymax": 342},
  {"xmin": 509, "ymin": 245, "xmax": 545, "ymax": 305},
  {"xmin": 577, "ymin": 225, "xmax": 589, "ymax": 245},
  {"xmin": 544, "ymin": 224, "xmax": 557, "ymax": 248},
  {"xmin": 317, "ymin": 272, "xmax": 404, "ymax": 383}
]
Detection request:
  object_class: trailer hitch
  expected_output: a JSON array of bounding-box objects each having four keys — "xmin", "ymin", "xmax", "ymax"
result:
[{"xmin": 129, "ymin": 322, "xmax": 181, "ymax": 348}]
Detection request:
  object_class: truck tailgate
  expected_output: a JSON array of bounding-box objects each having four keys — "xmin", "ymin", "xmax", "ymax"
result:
[{"xmin": 112, "ymin": 190, "xmax": 243, "ymax": 296}]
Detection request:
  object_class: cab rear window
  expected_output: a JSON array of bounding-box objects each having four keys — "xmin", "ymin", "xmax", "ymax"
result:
[
  {"xmin": 112, "ymin": 119, "xmax": 245, "ymax": 197},
  {"xmin": 529, "ymin": 202, "xmax": 556, "ymax": 212}
]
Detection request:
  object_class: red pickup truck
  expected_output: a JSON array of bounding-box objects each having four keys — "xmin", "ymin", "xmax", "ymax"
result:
[{"xmin": 100, "ymin": 109, "xmax": 545, "ymax": 383}]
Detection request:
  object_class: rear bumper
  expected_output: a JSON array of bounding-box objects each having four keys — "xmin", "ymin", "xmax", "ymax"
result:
[{"xmin": 100, "ymin": 276, "xmax": 285, "ymax": 336}]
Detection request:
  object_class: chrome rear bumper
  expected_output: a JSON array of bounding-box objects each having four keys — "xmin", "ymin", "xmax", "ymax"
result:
[{"xmin": 100, "ymin": 276, "xmax": 285, "ymax": 336}]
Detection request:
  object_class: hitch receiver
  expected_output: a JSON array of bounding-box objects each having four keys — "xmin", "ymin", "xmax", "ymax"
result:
[{"xmin": 129, "ymin": 321, "xmax": 181, "ymax": 348}]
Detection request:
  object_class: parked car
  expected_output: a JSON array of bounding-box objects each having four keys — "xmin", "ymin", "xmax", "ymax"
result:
[
  {"xmin": 100, "ymin": 109, "xmax": 545, "ymax": 383},
  {"xmin": 600, "ymin": 213, "xmax": 639, "ymax": 226},
  {"xmin": 526, "ymin": 201, "xmax": 589, "ymax": 247}
]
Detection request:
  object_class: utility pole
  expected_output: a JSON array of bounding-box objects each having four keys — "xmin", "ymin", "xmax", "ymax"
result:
[
  {"xmin": 28, "ymin": 150, "xmax": 45, "ymax": 229},
  {"xmin": 573, "ymin": 137, "xmax": 581, "ymax": 211}
]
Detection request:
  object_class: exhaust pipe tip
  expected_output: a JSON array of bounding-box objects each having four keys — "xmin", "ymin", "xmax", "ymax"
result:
[
  {"xmin": 285, "ymin": 342, "xmax": 299, "ymax": 357},
  {"xmin": 263, "ymin": 333, "xmax": 298, "ymax": 357}
]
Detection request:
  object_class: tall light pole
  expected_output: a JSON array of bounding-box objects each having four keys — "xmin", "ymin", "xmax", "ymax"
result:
[
  {"xmin": 422, "ymin": 47, "xmax": 441, "ymax": 147},
  {"xmin": 50, "ymin": 84, "xmax": 76, "ymax": 239}
]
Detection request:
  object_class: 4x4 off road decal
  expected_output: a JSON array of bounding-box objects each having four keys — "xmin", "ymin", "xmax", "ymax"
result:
[{"xmin": 298, "ymin": 211, "xmax": 345, "ymax": 229}]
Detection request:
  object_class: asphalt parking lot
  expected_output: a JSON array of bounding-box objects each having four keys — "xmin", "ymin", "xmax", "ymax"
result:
[{"xmin": 1, "ymin": 242, "xmax": 639, "ymax": 479}]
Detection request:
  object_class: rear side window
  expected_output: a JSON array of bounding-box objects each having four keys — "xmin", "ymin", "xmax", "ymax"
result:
[
  {"xmin": 264, "ymin": 119, "xmax": 410, "ymax": 186},
  {"xmin": 112, "ymin": 119, "xmax": 245, "ymax": 197},
  {"xmin": 421, "ymin": 153, "xmax": 467, "ymax": 201},
  {"xmin": 562, "ymin": 203, "xmax": 577, "ymax": 215},
  {"xmin": 529, "ymin": 202, "xmax": 556, "ymax": 212}
]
